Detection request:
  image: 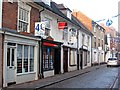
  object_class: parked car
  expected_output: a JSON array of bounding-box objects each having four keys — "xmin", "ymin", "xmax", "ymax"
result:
[{"xmin": 107, "ymin": 58, "xmax": 120, "ymax": 67}]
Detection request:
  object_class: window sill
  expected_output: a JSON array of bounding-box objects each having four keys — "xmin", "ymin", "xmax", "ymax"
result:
[
  {"xmin": 17, "ymin": 72, "xmax": 36, "ymax": 76},
  {"xmin": 19, "ymin": 32, "xmax": 31, "ymax": 36}
]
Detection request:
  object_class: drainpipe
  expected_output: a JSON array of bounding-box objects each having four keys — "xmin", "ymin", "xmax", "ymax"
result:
[
  {"xmin": 38, "ymin": 8, "xmax": 44, "ymax": 79},
  {"xmin": 1, "ymin": 0, "xmax": 3, "ymax": 87},
  {"xmin": 77, "ymin": 27, "xmax": 81, "ymax": 70},
  {"xmin": 2, "ymin": 30, "xmax": 5, "ymax": 87}
]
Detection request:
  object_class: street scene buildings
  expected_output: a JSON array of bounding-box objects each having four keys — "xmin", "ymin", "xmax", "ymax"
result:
[{"xmin": 0, "ymin": 0, "xmax": 119, "ymax": 88}]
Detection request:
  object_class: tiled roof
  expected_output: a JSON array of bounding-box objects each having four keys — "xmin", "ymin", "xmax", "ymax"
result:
[
  {"xmin": 101, "ymin": 24, "xmax": 116, "ymax": 37},
  {"xmin": 34, "ymin": 1, "xmax": 79, "ymax": 26},
  {"xmin": 72, "ymin": 11, "xmax": 93, "ymax": 31},
  {"xmin": 34, "ymin": 1, "xmax": 92, "ymax": 35}
]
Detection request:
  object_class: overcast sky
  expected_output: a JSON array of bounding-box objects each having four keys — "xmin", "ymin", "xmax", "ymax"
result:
[{"xmin": 52, "ymin": 0, "xmax": 119, "ymax": 31}]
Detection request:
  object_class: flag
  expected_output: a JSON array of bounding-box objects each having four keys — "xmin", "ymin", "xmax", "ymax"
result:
[{"xmin": 106, "ymin": 19, "xmax": 113, "ymax": 26}]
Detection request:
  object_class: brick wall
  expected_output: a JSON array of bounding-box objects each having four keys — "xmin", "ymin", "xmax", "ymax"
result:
[
  {"xmin": 30, "ymin": 7, "xmax": 39, "ymax": 34},
  {"xmin": 2, "ymin": 2, "xmax": 39, "ymax": 35},
  {"xmin": 0, "ymin": 34, "xmax": 3, "ymax": 88},
  {"xmin": 2, "ymin": 2, "xmax": 18, "ymax": 30}
]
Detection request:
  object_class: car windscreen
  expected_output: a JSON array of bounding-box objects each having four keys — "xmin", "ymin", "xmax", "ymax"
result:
[{"xmin": 108, "ymin": 58, "xmax": 117, "ymax": 60}]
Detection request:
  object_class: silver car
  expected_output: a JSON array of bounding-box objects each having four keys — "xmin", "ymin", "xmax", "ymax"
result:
[{"xmin": 107, "ymin": 58, "xmax": 120, "ymax": 67}]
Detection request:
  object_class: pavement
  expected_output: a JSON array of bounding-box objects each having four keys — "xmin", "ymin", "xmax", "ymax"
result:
[{"xmin": 4, "ymin": 64, "xmax": 106, "ymax": 89}]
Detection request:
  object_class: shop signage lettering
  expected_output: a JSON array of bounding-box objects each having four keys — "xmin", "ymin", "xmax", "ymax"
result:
[
  {"xmin": 35, "ymin": 22, "xmax": 45, "ymax": 37},
  {"xmin": 58, "ymin": 22, "xmax": 68, "ymax": 30}
]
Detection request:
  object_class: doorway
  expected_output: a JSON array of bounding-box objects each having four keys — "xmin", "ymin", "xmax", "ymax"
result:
[
  {"xmin": 63, "ymin": 48, "xmax": 68, "ymax": 72},
  {"xmin": 6, "ymin": 46, "xmax": 16, "ymax": 85},
  {"xmin": 54, "ymin": 49, "xmax": 61, "ymax": 74}
]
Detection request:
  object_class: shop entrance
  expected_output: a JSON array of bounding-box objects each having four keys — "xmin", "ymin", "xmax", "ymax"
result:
[
  {"xmin": 54, "ymin": 49, "xmax": 61, "ymax": 74},
  {"xmin": 6, "ymin": 45, "xmax": 16, "ymax": 85},
  {"xmin": 63, "ymin": 48, "xmax": 68, "ymax": 72}
]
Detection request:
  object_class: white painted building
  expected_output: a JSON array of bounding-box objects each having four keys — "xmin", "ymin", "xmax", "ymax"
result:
[{"xmin": 78, "ymin": 28, "xmax": 92, "ymax": 69}]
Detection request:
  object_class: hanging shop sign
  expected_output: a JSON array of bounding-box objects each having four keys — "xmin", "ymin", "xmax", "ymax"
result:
[
  {"xmin": 35, "ymin": 22, "xmax": 45, "ymax": 37},
  {"xmin": 58, "ymin": 22, "xmax": 68, "ymax": 30}
]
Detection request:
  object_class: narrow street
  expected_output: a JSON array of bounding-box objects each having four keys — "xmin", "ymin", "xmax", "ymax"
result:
[{"xmin": 43, "ymin": 66, "xmax": 119, "ymax": 88}]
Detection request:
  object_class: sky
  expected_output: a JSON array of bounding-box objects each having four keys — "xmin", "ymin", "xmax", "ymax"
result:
[{"xmin": 52, "ymin": 0, "xmax": 119, "ymax": 31}]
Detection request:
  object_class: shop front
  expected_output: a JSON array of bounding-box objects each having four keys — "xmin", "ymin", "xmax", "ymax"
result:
[
  {"xmin": 80, "ymin": 45, "xmax": 90, "ymax": 69},
  {"xmin": 41, "ymin": 39, "xmax": 62, "ymax": 78},
  {"xmin": 3, "ymin": 32, "xmax": 39, "ymax": 87}
]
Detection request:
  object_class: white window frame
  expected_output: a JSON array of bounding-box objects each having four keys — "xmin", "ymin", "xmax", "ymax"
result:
[
  {"xmin": 87, "ymin": 36, "xmax": 90, "ymax": 46},
  {"xmin": 70, "ymin": 49, "xmax": 77, "ymax": 66},
  {"xmin": 43, "ymin": 17, "xmax": 52, "ymax": 36},
  {"xmin": 17, "ymin": 44, "xmax": 34, "ymax": 74},
  {"xmin": 82, "ymin": 34, "xmax": 85, "ymax": 45},
  {"xmin": 17, "ymin": 0, "xmax": 31, "ymax": 33},
  {"xmin": 63, "ymin": 28, "xmax": 68, "ymax": 41},
  {"xmin": 94, "ymin": 25, "xmax": 97, "ymax": 33},
  {"xmin": 94, "ymin": 36, "xmax": 96, "ymax": 48}
]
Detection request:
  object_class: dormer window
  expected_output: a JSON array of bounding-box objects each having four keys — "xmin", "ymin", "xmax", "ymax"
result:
[{"xmin": 67, "ymin": 10, "xmax": 71, "ymax": 19}]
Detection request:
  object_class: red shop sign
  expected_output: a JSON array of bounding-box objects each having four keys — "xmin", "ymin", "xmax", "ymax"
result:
[
  {"xmin": 43, "ymin": 42, "xmax": 57, "ymax": 47},
  {"xmin": 58, "ymin": 22, "xmax": 67, "ymax": 30}
]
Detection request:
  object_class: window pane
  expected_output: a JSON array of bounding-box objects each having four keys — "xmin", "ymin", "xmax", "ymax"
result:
[
  {"xmin": 49, "ymin": 49, "xmax": 54, "ymax": 69},
  {"xmin": 70, "ymin": 50, "xmax": 75, "ymax": 65},
  {"xmin": 30, "ymin": 46, "xmax": 34, "ymax": 72},
  {"xmin": 21, "ymin": 8, "xmax": 23, "ymax": 20},
  {"xmin": 7, "ymin": 48, "xmax": 10, "ymax": 66},
  {"xmin": 19, "ymin": 8, "xmax": 21, "ymax": 20},
  {"xmin": 24, "ymin": 45, "xmax": 28, "ymax": 72},
  {"xmin": 43, "ymin": 48, "xmax": 54, "ymax": 70},
  {"xmin": 18, "ymin": 7, "xmax": 29, "ymax": 32},
  {"xmin": 11, "ymin": 49, "xmax": 14, "ymax": 66},
  {"xmin": 23, "ymin": 9, "xmax": 26, "ymax": 21},
  {"xmin": 23, "ymin": 23, "xmax": 27, "ymax": 32},
  {"xmin": 17, "ymin": 45, "xmax": 22, "ymax": 73}
]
